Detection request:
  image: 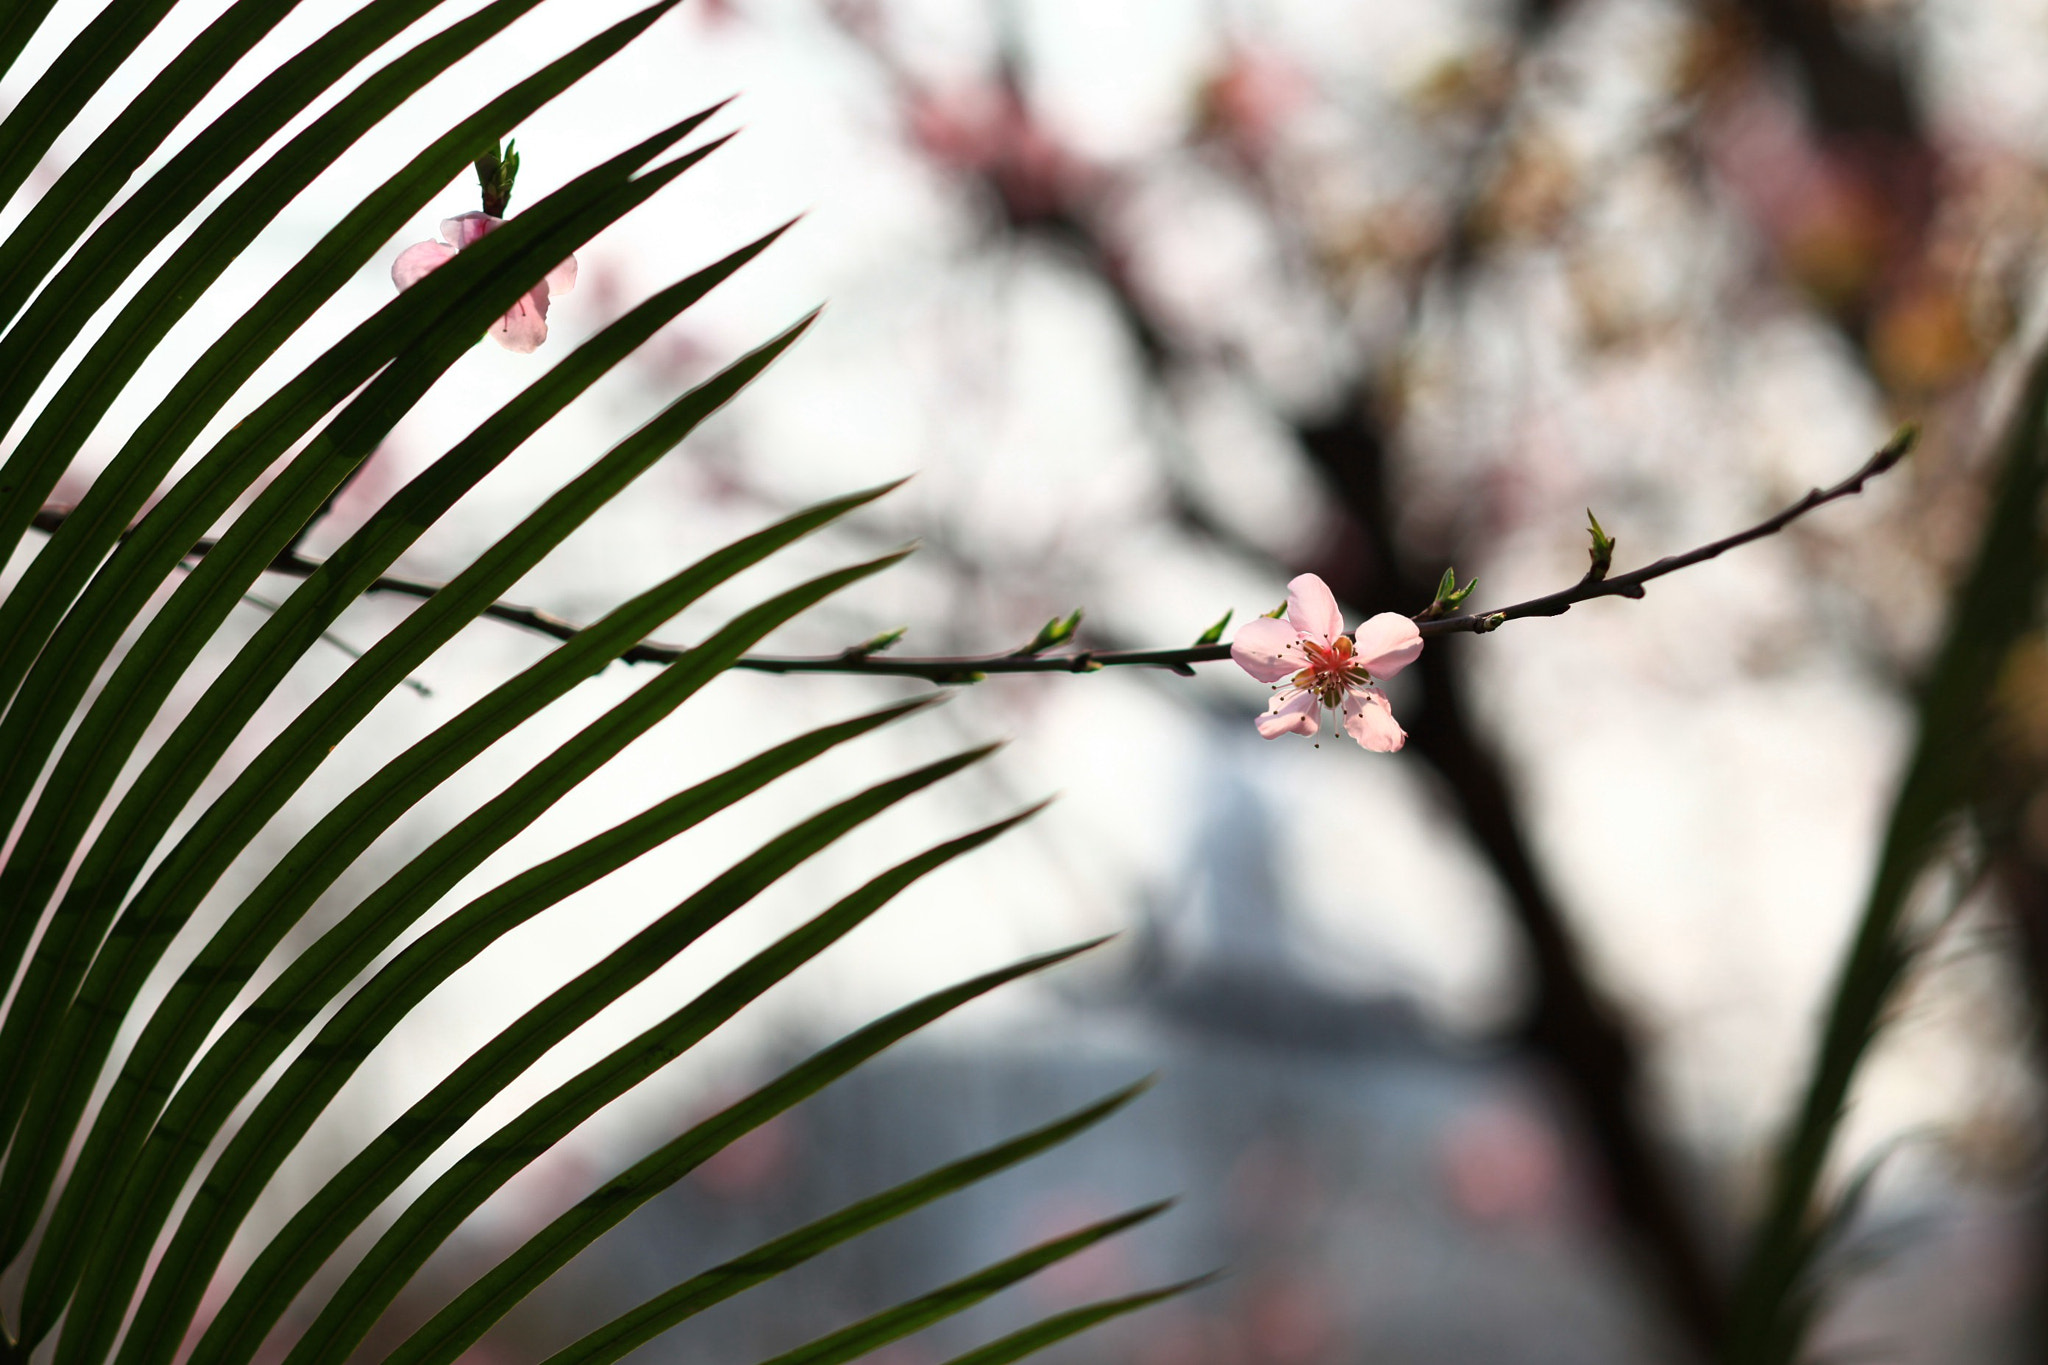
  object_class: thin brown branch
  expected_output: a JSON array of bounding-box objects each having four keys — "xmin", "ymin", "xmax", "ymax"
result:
[
  {"xmin": 26, "ymin": 430, "xmax": 1908, "ymax": 687},
  {"xmin": 1417, "ymin": 425, "xmax": 1915, "ymax": 638}
]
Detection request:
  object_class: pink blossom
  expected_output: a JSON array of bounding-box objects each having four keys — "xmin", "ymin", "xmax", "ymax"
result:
[
  {"xmin": 391, "ymin": 212, "xmax": 578, "ymax": 353},
  {"xmin": 1230, "ymin": 573, "xmax": 1423, "ymax": 751},
  {"xmin": 907, "ymin": 84, "xmax": 1094, "ymax": 222},
  {"xmin": 1196, "ymin": 46, "xmax": 1310, "ymax": 157}
]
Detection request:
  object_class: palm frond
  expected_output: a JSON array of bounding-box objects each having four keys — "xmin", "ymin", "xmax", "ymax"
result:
[
  {"xmin": 531, "ymin": 1085, "xmax": 1160, "ymax": 1365},
  {"xmin": 0, "ymin": 2, "xmax": 1190, "ymax": 1362}
]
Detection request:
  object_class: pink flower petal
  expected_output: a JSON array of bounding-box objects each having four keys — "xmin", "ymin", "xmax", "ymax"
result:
[
  {"xmin": 1285, "ymin": 573, "xmax": 1343, "ymax": 645},
  {"xmin": 391, "ymin": 240, "xmax": 457, "ymax": 291},
  {"xmin": 546, "ymin": 254, "xmax": 578, "ymax": 296},
  {"xmin": 1341, "ymin": 685, "xmax": 1405, "ymax": 752},
  {"xmin": 397, "ymin": 212, "xmax": 571, "ymax": 353},
  {"xmin": 1256, "ymin": 689, "xmax": 1319, "ymax": 739},
  {"xmin": 490, "ymin": 286, "xmax": 550, "ymax": 353},
  {"xmin": 441, "ymin": 211, "xmax": 500, "ymax": 248},
  {"xmin": 1351, "ymin": 611, "xmax": 1423, "ymax": 679},
  {"xmin": 1231, "ymin": 616, "xmax": 1310, "ymax": 684}
]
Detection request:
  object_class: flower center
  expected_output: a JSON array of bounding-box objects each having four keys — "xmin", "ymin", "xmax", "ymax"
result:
[{"xmin": 1292, "ymin": 634, "xmax": 1369, "ymax": 707}]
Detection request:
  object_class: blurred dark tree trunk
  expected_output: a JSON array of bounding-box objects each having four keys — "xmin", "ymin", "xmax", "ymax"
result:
[{"xmin": 1293, "ymin": 396, "xmax": 1731, "ymax": 1351}]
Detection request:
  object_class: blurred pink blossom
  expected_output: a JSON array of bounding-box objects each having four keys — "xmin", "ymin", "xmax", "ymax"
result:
[
  {"xmin": 1197, "ymin": 46, "xmax": 1310, "ymax": 156},
  {"xmin": 695, "ymin": 1115, "xmax": 792, "ymax": 1198},
  {"xmin": 1243, "ymin": 1275, "xmax": 1342, "ymax": 1365},
  {"xmin": 908, "ymin": 84, "xmax": 1091, "ymax": 221},
  {"xmin": 391, "ymin": 211, "xmax": 578, "ymax": 353},
  {"xmin": 1698, "ymin": 72, "xmax": 1932, "ymax": 314},
  {"xmin": 1438, "ymin": 1099, "xmax": 1566, "ymax": 1225},
  {"xmin": 1230, "ymin": 573, "xmax": 1421, "ymax": 751}
]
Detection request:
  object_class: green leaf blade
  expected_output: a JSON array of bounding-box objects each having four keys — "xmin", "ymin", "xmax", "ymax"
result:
[
  {"xmin": 3, "ymin": 230, "xmax": 788, "ymax": 1260},
  {"xmin": 0, "ymin": 0, "xmax": 181, "ymax": 217},
  {"xmin": 0, "ymin": 0, "xmax": 322, "ymax": 340},
  {"xmin": 0, "ymin": 3, "xmax": 703, "ymax": 751},
  {"xmin": 41, "ymin": 543, "xmax": 903, "ymax": 1362},
  {"xmin": 460, "ymin": 1081, "xmax": 1149, "ymax": 1365},
  {"xmin": 936, "ymin": 1278, "xmax": 1216, "ymax": 1365},
  {"xmin": 306, "ymin": 937, "xmax": 1102, "ymax": 1365},
  {"xmin": 0, "ymin": 122, "xmax": 730, "ymax": 1170},
  {"xmin": 168, "ymin": 759, "xmax": 1016, "ymax": 1365},
  {"xmin": 24, "ymin": 624, "xmax": 896, "ymax": 1347},
  {"xmin": 749, "ymin": 1203, "xmax": 1170, "ymax": 1365},
  {"xmin": 13, "ymin": 370, "xmax": 857, "ymax": 1315}
]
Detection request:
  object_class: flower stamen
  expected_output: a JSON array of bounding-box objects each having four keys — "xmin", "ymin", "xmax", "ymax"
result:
[{"xmin": 1228, "ymin": 574, "xmax": 1424, "ymax": 752}]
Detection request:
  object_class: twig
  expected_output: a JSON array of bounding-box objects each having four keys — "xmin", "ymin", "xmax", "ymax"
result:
[
  {"xmin": 1415, "ymin": 427, "xmax": 1915, "ymax": 638},
  {"xmin": 236, "ymin": 589, "xmax": 433, "ymax": 697},
  {"xmin": 28, "ymin": 431, "xmax": 1909, "ymax": 686},
  {"xmin": 28, "ymin": 505, "xmax": 439, "ymax": 697}
]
